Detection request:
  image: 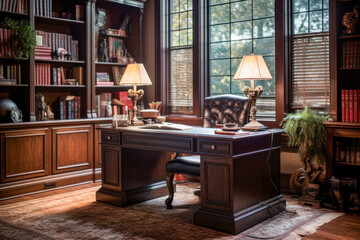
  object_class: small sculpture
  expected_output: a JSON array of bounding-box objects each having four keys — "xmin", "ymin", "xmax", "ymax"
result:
[
  {"xmin": 99, "ymin": 39, "xmax": 109, "ymax": 62},
  {"xmin": 46, "ymin": 105, "xmax": 54, "ymax": 120},
  {"xmin": 0, "ymin": 98, "xmax": 23, "ymax": 123},
  {"xmin": 105, "ymin": 101, "xmax": 112, "ymax": 117},
  {"xmin": 36, "ymin": 93, "xmax": 48, "ymax": 121},
  {"xmin": 56, "ymin": 48, "xmax": 70, "ymax": 60},
  {"xmin": 342, "ymin": 11, "xmax": 358, "ymax": 34}
]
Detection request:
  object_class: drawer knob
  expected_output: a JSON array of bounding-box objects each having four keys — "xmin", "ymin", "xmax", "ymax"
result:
[
  {"xmin": 211, "ymin": 145, "xmax": 216, "ymax": 150},
  {"xmin": 107, "ymin": 136, "xmax": 111, "ymax": 140}
]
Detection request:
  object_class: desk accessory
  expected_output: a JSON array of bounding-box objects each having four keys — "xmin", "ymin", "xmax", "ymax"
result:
[
  {"xmin": 119, "ymin": 63, "xmax": 152, "ymax": 126},
  {"xmin": 233, "ymin": 54, "xmax": 272, "ymax": 131},
  {"xmin": 214, "ymin": 129, "xmax": 250, "ymax": 135}
]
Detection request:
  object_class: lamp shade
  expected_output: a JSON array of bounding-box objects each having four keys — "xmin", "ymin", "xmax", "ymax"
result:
[
  {"xmin": 233, "ymin": 53, "xmax": 272, "ymax": 80},
  {"xmin": 119, "ymin": 63, "xmax": 152, "ymax": 86}
]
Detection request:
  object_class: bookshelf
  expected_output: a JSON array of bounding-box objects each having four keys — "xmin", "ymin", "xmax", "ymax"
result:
[
  {"xmin": 0, "ymin": 0, "xmax": 146, "ymax": 199},
  {"xmin": 325, "ymin": 0, "xmax": 360, "ymax": 180}
]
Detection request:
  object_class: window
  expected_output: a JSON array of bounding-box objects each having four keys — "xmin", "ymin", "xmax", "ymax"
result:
[
  {"xmin": 208, "ymin": 0, "xmax": 276, "ymax": 121},
  {"xmin": 169, "ymin": 0, "xmax": 193, "ymax": 114},
  {"xmin": 291, "ymin": 0, "xmax": 330, "ymax": 114}
]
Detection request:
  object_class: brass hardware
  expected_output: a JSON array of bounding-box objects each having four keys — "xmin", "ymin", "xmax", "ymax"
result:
[
  {"xmin": 211, "ymin": 145, "xmax": 216, "ymax": 150},
  {"xmin": 107, "ymin": 136, "xmax": 111, "ymax": 140}
]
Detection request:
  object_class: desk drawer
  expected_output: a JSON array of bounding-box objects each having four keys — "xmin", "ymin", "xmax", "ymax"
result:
[
  {"xmin": 122, "ymin": 132, "xmax": 193, "ymax": 152},
  {"xmin": 198, "ymin": 140, "xmax": 231, "ymax": 155},
  {"xmin": 101, "ymin": 131, "xmax": 121, "ymax": 145}
]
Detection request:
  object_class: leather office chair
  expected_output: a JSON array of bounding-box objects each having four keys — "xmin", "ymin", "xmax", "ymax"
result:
[{"xmin": 165, "ymin": 94, "xmax": 251, "ymax": 209}]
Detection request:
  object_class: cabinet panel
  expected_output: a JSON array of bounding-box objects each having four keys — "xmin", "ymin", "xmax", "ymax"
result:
[
  {"xmin": 0, "ymin": 128, "xmax": 50, "ymax": 182},
  {"xmin": 52, "ymin": 125, "xmax": 93, "ymax": 174}
]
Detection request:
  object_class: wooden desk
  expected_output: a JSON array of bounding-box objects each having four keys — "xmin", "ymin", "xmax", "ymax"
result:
[{"xmin": 96, "ymin": 126, "xmax": 286, "ymax": 234}]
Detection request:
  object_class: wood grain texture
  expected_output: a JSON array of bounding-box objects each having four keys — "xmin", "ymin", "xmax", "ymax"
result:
[
  {"xmin": 0, "ymin": 128, "xmax": 50, "ymax": 183},
  {"xmin": 52, "ymin": 125, "xmax": 93, "ymax": 174}
]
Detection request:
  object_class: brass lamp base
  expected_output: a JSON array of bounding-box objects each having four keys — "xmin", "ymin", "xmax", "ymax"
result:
[
  {"xmin": 241, "ymin": 83, "xmax": 268, "ymax": 132},
  {"xmin": 241, "ymin": 121, "xmax": 268, "ymax": 132}
]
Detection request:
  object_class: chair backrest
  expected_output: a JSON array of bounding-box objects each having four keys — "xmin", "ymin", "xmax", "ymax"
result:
[{"xmin": 203, "ymin": 94, "xmax": 251, "ymax": 128}]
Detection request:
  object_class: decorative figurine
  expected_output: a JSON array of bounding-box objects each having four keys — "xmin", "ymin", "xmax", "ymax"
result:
[
  {"xmin": 342, "ymin": 12, "xmax": 358, "ymax": 34},
  {"xmin": 36, "ymin": 93, "xmax": 48, "ymax": 121},
  {"xmin": 46, "ymin": 105, "xmax": 54, "ymax": 120},
  {"xmin": 0, "ymin": 98, "xmax": 23, "ymax": 123},
  {"xmin": 99, "ymin": 39, "xmax": 109, "ymax": 62},
  {"xmin": 105, "ymin": 101, "xmax": 112, "ymax": 117},
  {"xmin": 56, "ymin": 48, "xmax": 70, "ymax": 60}
]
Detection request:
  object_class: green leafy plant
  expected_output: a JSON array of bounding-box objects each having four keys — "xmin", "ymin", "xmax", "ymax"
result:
[
  {"xmin": 2, "ymin": 17, "xmax": 35, "ymax": 58},
  {"xmin": 280, "ymin": 106, "xmax": 331, "ymax": 191}
]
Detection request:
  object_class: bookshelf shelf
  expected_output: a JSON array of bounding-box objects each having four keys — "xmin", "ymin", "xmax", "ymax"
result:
[
  {"xmin": 0, "ymin": 84, "xmax": 29, "ymax": 88},
  {"xmin": 95, "ymin": 62, "xmax": 127, "ymax": 66},
  {"xmin": 333, "ymin": 162, "xmax": 360, "ymax": 166},
  {"xmin": 0, "ymin": 56, "xmax": 29, "ymax": 61},
  {"xmin": 100, "ymin": 33, "xmax": 128, "ymax": 39},
  {"xmin": 35, "ymin": 59, "xmax": 85, "ymax": 64},
  {"xmin": 338, "ymin": 67, "xmax": 360, "ymax": 70},
  {"xmin": 35, "ymin": 85, "xmax": 86, "ymax": 88},
  {"xmin": 0, "ymin": 10, "xmax": 29, "ymax": 18},
  {"xmin": 35, "ymin": 16, "xmax": 85, "ymax": 25}
]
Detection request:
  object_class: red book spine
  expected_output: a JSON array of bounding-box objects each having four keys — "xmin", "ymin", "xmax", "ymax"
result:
[
  {"xmin": 349, "ymin": 90, "xmax": 354, "ymax": 122},
  {"xmin": 60, "ymin": 67, "xmax": 65, "ymax": 85},
  {"xmin": 342, "ymin": 90, "xmax": 345, "ymax": 122},
  {"xmin": 345, "ymin": 90, "xmax": 349, "ymax": 122},
  {"xmin": 355, "ymin": 90, "xmax": 358, "ymax": 123},
  {"xmin": 358, "ymin": 90, "xmax": 360, "ymax": 123},
  {"xmin": 57, "ymin": 68, "xmax": 61, "ymax": 85},
  {"xmin": 47, "ymin": 64, "xmax": 50, "ymax": 85},
  {"xmin": 77, "ymin": 96, "xmax": 81, "ymax": 119}
]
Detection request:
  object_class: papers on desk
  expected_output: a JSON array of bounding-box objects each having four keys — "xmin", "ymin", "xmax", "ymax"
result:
[
  {"xmin": 214, "ymin": 129, "xmax": 250, "ymax": 135},
  {"xmin": 140, "ymin": 122, "xmax": 192, "ymax": 131}
]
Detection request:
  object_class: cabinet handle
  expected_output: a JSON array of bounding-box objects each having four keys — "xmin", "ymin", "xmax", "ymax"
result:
[
  {"xmin": 107, "ymin": 136, "xmax": 111, "ymax": 140},
  {"xmin": 211, "ymin": 145, "xmax": 216, "ymax": 150}
]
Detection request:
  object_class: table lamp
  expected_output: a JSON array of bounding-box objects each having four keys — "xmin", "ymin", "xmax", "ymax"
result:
[
  {"xmin": 233, "ymin": 53, "xmax": 272, "ymax": 131},
  {"xmin": 119, "ymin": 63, "xmax": 152, "ymax": 125}
]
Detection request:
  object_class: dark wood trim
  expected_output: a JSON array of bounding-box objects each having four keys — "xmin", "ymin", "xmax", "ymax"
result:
[
  {"xmin": 87, "ymin": 0, "xmax": 94, "ymax": 118},
  {"xmin": 329, "ymin": 0, "xmax": 338, "ymax": 121},
  {"xmin": 139, "ymin": 8, "xmax": 144, "ymax": 62},
  {"xmin": 0, "ymin": 169, "xmax": 94, "ymax": 200},
  {"xmin": 155, "ymin": 0, "xmax": 169, "ymax": 115},
  {"xmin": 0, "ymin": 118, "xmax": 111, "ymax": 130},
  {"xmin": 29, "ymin": 0, "xmax": 36, "ymax": 122},
  {"xmin": 275, "ymin": 0, "xmax": 290, "ymax": 125}
]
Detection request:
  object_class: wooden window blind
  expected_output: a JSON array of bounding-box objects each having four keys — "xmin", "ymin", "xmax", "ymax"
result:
[
  {"xmin": 169, "ymin": 47, "xmax": 193, "ymax": 114},
  {"xmin": 291, "ymin": 32, "xmax": 329, "ymax": 114}
]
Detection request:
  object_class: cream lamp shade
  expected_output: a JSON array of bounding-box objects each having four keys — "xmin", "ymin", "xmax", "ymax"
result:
[
  {"xmin": 233, "ymin": 53, "xmax": 272, "ymax": 82},
  {"xmin": 119, "ymin": 63, "xmax": 152, "ymax": 86}
]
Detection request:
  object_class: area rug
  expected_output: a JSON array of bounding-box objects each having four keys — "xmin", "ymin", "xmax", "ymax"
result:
[{"xmin": 0, "ymin": 186, "xmax": 342, "ymax": 240}]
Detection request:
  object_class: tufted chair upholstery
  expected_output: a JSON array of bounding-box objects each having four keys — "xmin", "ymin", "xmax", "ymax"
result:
[{"xmin": 165, "ymin": 94, "xmax": 251, "ymax": 209}]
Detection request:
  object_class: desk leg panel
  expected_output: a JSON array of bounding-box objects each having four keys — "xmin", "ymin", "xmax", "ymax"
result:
[
  {"xmin": 195, "ymin": 149, "xmax": 286, "ymax": 234},
  {"xmin": 96, "ymin": 146, "xmax": 172, "ymax": 207}
]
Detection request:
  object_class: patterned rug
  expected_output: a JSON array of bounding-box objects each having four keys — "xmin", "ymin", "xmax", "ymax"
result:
[{"xmin": 0, "ymin": 186, "xmax": 342, "ymax": 240}]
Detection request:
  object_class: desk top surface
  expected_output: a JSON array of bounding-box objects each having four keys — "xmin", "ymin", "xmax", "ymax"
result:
[{"xmin": 99, "ymin": 125, "xmax": 283, "ymax": 140}]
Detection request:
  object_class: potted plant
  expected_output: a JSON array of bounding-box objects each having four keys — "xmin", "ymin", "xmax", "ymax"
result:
[
  {"xmin": 281, "ymin": 106, "xmax": 331, "ymax": 197},
  {"xmin": 2, "ymin": 17, "xmax": 35, "ymax": 58}
]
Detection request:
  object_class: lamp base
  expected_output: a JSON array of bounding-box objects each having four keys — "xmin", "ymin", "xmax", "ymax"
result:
[{"xmin": 241, "ymin": 120, "xmax": 268, "ymax": 132}]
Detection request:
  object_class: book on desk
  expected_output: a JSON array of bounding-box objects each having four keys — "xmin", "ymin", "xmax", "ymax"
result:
[{"xmin": 139, "ymin": 122, "xmax": 192, "ymax": 131}]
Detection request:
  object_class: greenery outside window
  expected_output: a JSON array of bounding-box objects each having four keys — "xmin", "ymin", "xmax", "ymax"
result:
[
  {"xmin": 169, "ymin": 0, "xmax": 194, "ymax": 114},
  {"xmin": 291, "ymin": 0, "xmax": 330, "ymax": 114},
  {"xmin": 208, "ymin": 0, "xmax": 276, "ymax": 121}
]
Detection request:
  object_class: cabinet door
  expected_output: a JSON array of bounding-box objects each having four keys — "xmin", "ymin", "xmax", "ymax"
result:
[
  {"xmin": 52, "ymin": 125, "xmax": 93, "ymax": 174},
  {"xmin": 0, "ymin": 128, "xmax": 51, "ymax": 183}
]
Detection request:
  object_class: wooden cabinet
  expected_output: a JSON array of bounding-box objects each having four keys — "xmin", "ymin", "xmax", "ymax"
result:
[
  {"xmin": 326, "ymin": 0, "xmax": 360, "ymax": 180},
  {"xmin": 0, "ymin": 128, "xmax": 51, "ymax": 182},
  {"xmin": 52, "ymin": 125, "xmax": 93, "ymax": 174},
  {"xmin": 0, "ymin": 120, "xmax": 110, "ymax": 200}
]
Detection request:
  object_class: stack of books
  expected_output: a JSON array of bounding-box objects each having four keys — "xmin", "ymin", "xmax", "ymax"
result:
[
  {"xmin": 96, "ymin": 72, "xmax": 114, "ymax": 86},
  {"xmin": 0, "ymin": 61, "xmax": 21, "ymax": 84},
  {"xmin": 58, "ymin": 95, "xmax": 81, "ymax": 120},
  {"xmin": 35, "ymin": 46, "xmax": 52, "ymax": 60},
  {"xmin": 0, "ymin": 0, "xmax": 28, "ymax": 14},
  {"xmin": 0, "ymin": 28, "xmax": 16, "ymax": 58},
  {"xmin": 341, "ymin": 89, "xmax": 360, "ymax": 123},
  {"xmin": 35, "ymin": 63, "xmax": 51, "ymax": 85},
  {"xmin": 34, "ymin": 0, "xmax": 52, "ymax": 17}
]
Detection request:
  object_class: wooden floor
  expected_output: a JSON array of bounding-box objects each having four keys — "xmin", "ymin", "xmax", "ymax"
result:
[{"xmin": 1, "ymin": 182, "xmax": 359, "ymax": 239}]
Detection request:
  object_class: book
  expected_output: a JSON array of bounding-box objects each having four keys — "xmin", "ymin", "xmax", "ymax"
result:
[
  {"xmin": 214, "ymin": 129, "xmax": 251, "ymax": 135},
  {"xmin": 354, "ymin": 90, "xmax": 358, "ymax": 123},
  {"xmin": 349, "ymin": 90, "xmax": 354, "ymax": 122},
  {"xmin": 345, "ymin": 89, "xmax": 349, "ymax": 122},
  {"xmin": 140, "ymin": 122, "xmax": 192, "ymax": 131},
  {"xmin": 72, "ymin": 66, "xmax": 83, "ymax": 85}
]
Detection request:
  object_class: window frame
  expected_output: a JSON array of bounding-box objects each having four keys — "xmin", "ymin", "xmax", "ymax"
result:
[{"xmin": 155, "ymin": 0, "xmax": 292, "ymax": 128}]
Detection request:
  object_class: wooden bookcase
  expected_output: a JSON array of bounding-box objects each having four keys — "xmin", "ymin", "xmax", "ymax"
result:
[
  {"xmin": 0, "ymin": 0, "xmax": 146, "ymax": 199},
  {"xmin": 326, "ymin": 0, "xmax": 360, "ymax": 179}
]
